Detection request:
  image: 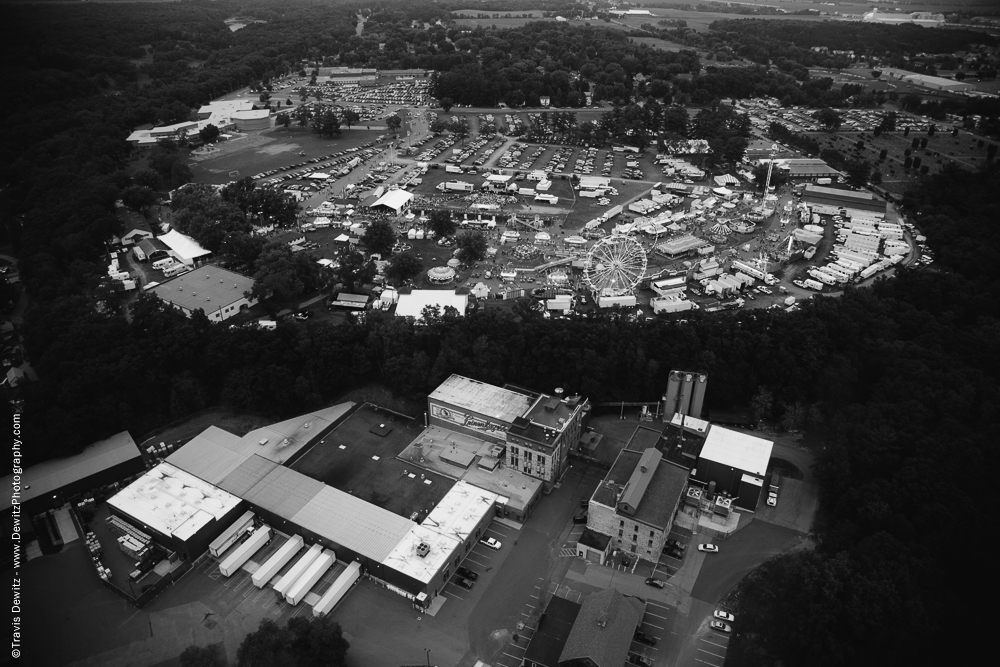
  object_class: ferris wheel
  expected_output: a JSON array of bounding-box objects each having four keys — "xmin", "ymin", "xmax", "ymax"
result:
[{"xmin": 584, "ymin": 234, "xmax": 647, "ymax": 297}]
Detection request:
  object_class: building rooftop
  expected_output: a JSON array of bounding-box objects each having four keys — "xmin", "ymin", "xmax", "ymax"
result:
[
  {"xmin": 594, "ymin": 444, "xmax": 690, "ymax": 530},
  {"xmin": 382, "ymin": 523, "xmax": 460, "ymax": 584},
  {"xmin": 523, "ymin": 395, "xmax": 582, "ymax": 431},
  {"xmin": 150, "ymin": 265, "xmax": 254, "ymax": 314},
  {"xmin": 618, "ymin": 449, "xmax": 661, "ymax": 515},
  {"xmin": 397, "ymin": 426, "xmax": 541, "ymax": 513},
  {"xmin": 699, "ymin": 426, "xmax": 773, "ymax": 477},
  {"xmin": 559, "ymin": 589, "xmax": 645, "ymax": 667},
  {"xmin": 158, "ymin": 229, "xmax": 211, "ymax": 261},
  {"xmin": 429, "ymin": 375, "xmax": 534, "ymax": 425},
  {"xmin": 108, "ymin": 463, "xmax": 242, "ymax": 541},
  {"xmin": 167, "ymin": 404, "xmax": 353, "ymax": 485},
  {"xmin": 523, "ymin": 595, "xmax": 582, "ymax": 667},
  {"xmin": 395, "ymin": 290, "xmax": 469, "ymax": 320},
  {"xmin": 2, "ymin": 431, "xmax": 141, "ymax": 511},
  {"xmin": 804, "ymin": 185, "xmax": 877, "ymax": 203},
  {"xmin": 198, "ymin": 100, "xmax": 254, "ymax": 116},
  {"xmin": 421, "ymin": 480, "xmax": 498, "ymax": 542},
  {"xmin": 233, "ymin": 109, "xmax": 271, "ymax": 121}
]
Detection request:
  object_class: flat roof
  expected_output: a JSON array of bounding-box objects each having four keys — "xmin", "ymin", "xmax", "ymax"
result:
[
  {"xmin": 2, "ymin": 431, "xmax": 141, "ymax": 511},
  {"xmin": 699, "ymin": 426, "xmax": 773, "ymax": 477},
  {"xmin": 108, "ymin": 463, "xmax": 242, "ymax": 540},
  {"xmin": 804, "ymin": 184, "xmax": 876, "ymax": 203},
  {"xmin": 243, "ymin": 465, "xmax": 326, "ymax": 519},
  {"xmin": 594, "ymin": 443, "xmax": 689, "ymax": 530},
  {"xmin": 167, "ymin": 404, "xmax": 354, "ymax": 484},
  {"xmin": 292, "ymin": 485, "xmax": 415, "ymax": 563},
  {"xmin": 382, "ymin": 523, "xmax": 460, "ymax": 584},
  {"xmin": 395, "ymin": 290, "xmax": 468, "ymax": 320},
  {"xmin": 669, "ymin": 413, "xmax": 711, "ymax": 435},
  {"xmin": 233, "ymin": 109, "xmax": 271, "ymax": 120},
  {"xmin": 421, "ymin": 481, "xmax": 497, "ymax": 541},
  {"xmin": 429, "ymin": 375, "xmax": 534, "ymax": 425},
  {"xmin": 656, "ymin": 235, "xmax": 707, "ymax": 255},
  {"xmin": 151, "ymin": 265, "xmax": 253, "ymax": 313},
  {"xmin": 523, "ymin": 395, "xmax": 580, "ymax": 431}
]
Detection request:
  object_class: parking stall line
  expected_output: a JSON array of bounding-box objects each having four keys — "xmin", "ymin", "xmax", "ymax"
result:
[
  {"xmin": 699, "ymin": 648, "xmax": 727, "ymax": 658},
  {"xmin": 642, "ymin": 622, "xmax": 664, "ymax": 630},
  {"xmin": 644, "ymin": 611, "xmax": 670, "ymax": 622},
  {"xmin": 464, "ymin": 556, "xmax": 490, "ymax": 567},
  {"xmin": 696, "ymin": 659, "xmax": 723, "ymax": 666},
  {"xmin": 701, "ymin": 638, "xmax": 729, "ymax": 649},
  {"xmin": 503, "ymin": 653, "xmax": 522, "ymax": 661},
  {"xmin": 443, "ymin": 590, "xmax": 464, "ymax": 600}
]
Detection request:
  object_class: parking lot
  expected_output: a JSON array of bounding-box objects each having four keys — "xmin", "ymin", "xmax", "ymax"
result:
[
  {"xmin": 652, "ymin": 526, "xmax": 694, "ymax": 582},
  {"xmin": 439, "ymin": 521, "xmax": 517, "ymax": 606}
]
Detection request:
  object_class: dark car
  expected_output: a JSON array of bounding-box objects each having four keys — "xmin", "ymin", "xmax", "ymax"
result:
[
  {"xmin": 456, "ymin": 566, "xmax": 479, "ymax": 581},
  {"xmin": 666, "ymin": 539, "xmax": 686, "ymax": 551},
  {"xmin": 572, "ymin": 512, "xmax": 588, "ymax": 524},
  {"xmin": 634, "ymin": 630, "xmax": 657, "ymax": 646},
  {"xmin": 644, "ymin": 578, "xmax": 665, "ymax": 589},
  {"xmin": 454, "ymin": 577, "xmax": 474, "ymax": 590},
  {"xmin": 293, "ymin": 310, "xmax": 313, "ymax": 321},
  {"xmin": 663, "ymin": 548, "xmax": 683, "ymax": 560},
  {"xmin": 628, "ymin": 654, "xmax": 653, "ymax": 667}
]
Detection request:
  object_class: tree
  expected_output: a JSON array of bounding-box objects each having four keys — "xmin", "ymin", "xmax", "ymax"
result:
[
  {"xmin": 335, "ymin": 251, "xmax": 376, "ymax": 292},
  {"xmin": 277, "ymin": 114, "xmax": 291, "ymax": 129},
  {"xmin": 179, "ymin": 645, "xmax": 225, "ymax": 667},
  {"xmin": 751, "ymin": 386, "xmax": 774, "ymax": 423},
  {"xmin": 294, "ymin": 105, "xmax": 311, "ymax": 127},
  {"xmin": 342, "ymin": 109, "xmax": 360, "ymax": 128},
  {"xmin": 251, "ymin": 241, "xmax": 321, "ymax": 303},
  {"xmin": 752, "ymin": 162, "xmax": 787, "ymax": 190},
  {"xmin": 288, "ymin": 615, "xmax": 349, "ymax": 667},
  {"xmin": 236, "ymin": 618, "xmax": 294, "ymax": 667},
  {"xmin": 199, "ymin": 124, "xmax": 220, "ymax": 144},
  {"xmin": 386, "ymin": 115, "xmax": 402, "ymax": 133},
  {"xmin": 428, "ymin": 210, "xmax": 457, "ymax": 238},
  {"xmin": 440, "ymin": 96, "xmax": 454, "ymax": 113},
  {"xmin": 121, "ymin": 185, "xmax": 157, "ymax": 213},
  {"xmin": 361, "ymin": 219, "xmax": 396, "ymax": 255},
  {"xmin": 456, "ymin": 231, "xmax": 487, "ymax": 263},
  {"xmin": 449, "ymin": 116, "xmax": 470, "ymax": 145},
  {"xmin": 131, "ymin": 168, "xmax": 163, "ymax": 191},
  {"xmin": 816, "ymin": 107, "xmax": 842, "ymax": 131},
  {"xmin": 430, "ymin": 118, "xmax": 449, "ymax": 134},
  {"xmin": 870, "ymin": 70, "xmax": 882, "ymax": 79},
  {"xmin": 312, "ymin": 108, "xmax": 341, "ymax": 138},
  {"xmin": 385, "ymin": 252, "xmax": 423, "ymax": 284}
]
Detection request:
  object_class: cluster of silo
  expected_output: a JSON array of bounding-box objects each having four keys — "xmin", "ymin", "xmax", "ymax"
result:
[{"xmin": 663, "ymin": 371, "xmax": 708, "ymax": 418}]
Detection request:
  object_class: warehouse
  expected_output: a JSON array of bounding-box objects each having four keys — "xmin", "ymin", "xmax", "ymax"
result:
[
  {"xmin": 428, "ymin": 375, "xmax": 534, "ymax": 444},
  {"xmin": 232, "ymin": 109, "xmax": 272, "ymax": 131},
  {"xmin": 149, "ymin": 265, "xmax": 256, "ymax": 322},
  {"xmin": 803, "ymin": 184, "xmax": 886, "ymax": 214},
  {"xmin": 772, "ymin": 158, "xmax": 841, "ymax": 180},
  {"xmin": 691, "ymin": 426, "xmax": 773, "ymax": 511}
]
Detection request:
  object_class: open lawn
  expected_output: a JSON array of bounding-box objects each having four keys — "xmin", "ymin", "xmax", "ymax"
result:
[
  {"xmin": 290, "ymin": 404, "xmax": 454, "ymax": 518},
  {"xmin": 191, "ymin": 127, "xmax": 384, "ymax": 186}
]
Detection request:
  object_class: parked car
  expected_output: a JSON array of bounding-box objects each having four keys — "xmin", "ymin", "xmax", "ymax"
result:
[
  {"xmin": 698, "ymin": 544, "xmax": 719, "ymax": 553},
  {"xmin": 710, "ymin": 620, "xmax": 732, "ymax": 633},
  {"xmin": 456, "ymin": 566, "xmax": 479, "ymax": 581},
  {"xmin": 293, "ymin": 310, "xmax": 313, "ymax": 321},
  {"xmin": 572, "ymin": 512, "xmax": 588, "ymax": 524},
  {"xmin": 666, "ymin": 539, "xmax": 685, "ymax": 551},
  {"xmin": 628, "ymin": 654, "xmax": 653, "ymax": 667},
  {"xmin": 663, "ymin": 548, "xmax": 683, "ymax": 560},
  {"xmin": 455, "ymin": 577, "xmax": 474, "ymax": 590},
  {"xmin": 713, "ymin": 610, "xmax": 735, "ymax": 622},
  {"xmin": 767, "ymin": 493, "xmax": 777, "ymax": 507},
  {"xmin": 644, "ymin": 578, "xmax": 665, "ymax": 589},
  {"xmin": 480, "ymin": 537, "xmax": 502, "ymax": 550},
  {"xmin": 634, "ymin": 630, "xmax": 657, "ymax": 646}
]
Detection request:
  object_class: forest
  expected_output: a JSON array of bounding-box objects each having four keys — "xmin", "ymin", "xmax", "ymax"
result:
[{"xmin": 0, "ymin": 2, "xmax": 996, "ymax": 664}]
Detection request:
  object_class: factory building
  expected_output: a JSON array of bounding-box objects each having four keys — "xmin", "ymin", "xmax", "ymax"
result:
[
  {"xmin": 691, "ymin": 426, "xmax": 773, "ymax": 511},
  {"xmin": 803, "ymin": 184, "xmax": 887, "ymax": 214}
]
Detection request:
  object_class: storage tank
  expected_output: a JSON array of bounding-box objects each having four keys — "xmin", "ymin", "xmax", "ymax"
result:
[
  {"xmin": 219, "ymin": 526, "xmax": 271, "ymax": 577},
  {"xmin": 690, "ymin": 374, "xmax": 708, "ymax": 419},
  {"xmin": 252, "ymin": 535, "xmax": 304, "ymax": 588},
  {"xmin": 274, "ymin": 544, "xmax": 323, "ymax": 596},
  {"xmin": 677, "ymin": 373, "xmax": 694, "ymax": 416},
  {"xmin": 664, "ymin": 371, "xmax": 682, "ymax": 416},
  {"xmin": 285, "ymin": 549, "xmax": 336, "ymax": 605}
]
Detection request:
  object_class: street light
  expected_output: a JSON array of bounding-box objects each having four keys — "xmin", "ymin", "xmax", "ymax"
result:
[{"xmin": 425, "ymin": 648, "xmax": 431, "ymax": 667}]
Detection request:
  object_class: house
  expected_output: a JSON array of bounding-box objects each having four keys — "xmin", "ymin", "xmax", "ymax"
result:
[{"xmin": 558, "ymin": 589, "xmax": 645, "ymax": 667}]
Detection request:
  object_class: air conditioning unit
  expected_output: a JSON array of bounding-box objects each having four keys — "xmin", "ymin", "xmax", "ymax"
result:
[{"xmin": 416, "ymin": 542, "xmax": 431, "ymax": 558}]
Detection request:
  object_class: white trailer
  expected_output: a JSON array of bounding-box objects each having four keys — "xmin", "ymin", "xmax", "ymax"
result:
[
  {"xmin": 313, "ymin": 561, "xmax": 362, "ymax": 617},
  {"xmin": 163, "ymin": 263, "xmax": 189, "ymax": 277},
  {"xmin": 803, "ymin": 278, "xmax": 825, "ymax": 291},
  {"xmin": 274, "ymin": 544, "xmax": 323, "ymax": 596},
  {"xmin": 445, "ymin": 165, "xmax": 463, "ymax": 174},
  {"xmin": 209, "ymin": 511, "xmax": 255, "ymax": 558},
  {"xmin": 285, "ymin": 549, "xmax": 336, "ymax": 605},
  {"xmin": 597, "ymin": 295, "xmax": 638, "ymax": 308},
  {"xmin": 859, "ymin": 264, "xmax": 881, "ymax": 280},
  {"xmin": 219, "ymin": 526, "xmax": 271, "ymax": 577},
  {"xmin": 808, "ymin": 269, "xmax": 838, "ymax": 285},
  {"xmin": 252, "ymin": 535, "xmax": 304, "ymax": 588},
  {"xmin": 731, "ymin": 260, "xmax": 765, "ymax": 281}
]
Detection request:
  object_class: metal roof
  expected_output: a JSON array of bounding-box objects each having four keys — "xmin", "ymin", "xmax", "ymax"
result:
[
  {"xmin": 618, "ymin": 449, "xmax": 660, "ymax": 514},
  {"xmin": 524, "ymin": 595, "xmax": 582, "ymax": 667},
  {"xmin": 291, "ymin": 486, "xmax": 415, "ymax": 563},
  {"xmin": 2, "ymin": 431, "xmax": 141, "ymax": 511},
  {"xmin": 166, "ymin": 426, "xmax": 245, "ymax": 485},
  {"xmin": 242, "ymin": 466, "xmax": 325, "ymax": 518},
  {"xmin": 428, "ymin": 375, "xmax": 533, "ymax": 424},
  {"xmin": 699, "ymin": 426, "xmax": 773, "ymax": 477},
  {"xmin": 217, "ymin": 455, "xmax": 280, "ymax": 497}
]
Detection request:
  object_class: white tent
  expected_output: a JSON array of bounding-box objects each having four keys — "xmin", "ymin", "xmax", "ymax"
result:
[
  {"xmin": 158, "ymin": 230, "xmax": 211, "ymax": 265},
  {"xmin": 471, "ymin": 282, "xmax": 490, "ymax": 299},
  {"xmin": 370, "ymin": 189, "xmax": 414, "ymax": 215}
]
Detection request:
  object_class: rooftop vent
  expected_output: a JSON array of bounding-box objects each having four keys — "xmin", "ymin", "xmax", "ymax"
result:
[
  {"xmin": 258, "ymin": 438, "xmax": 269, "ymax": 446},
  {"xmin": 415, "ymin": 542, "xmax": 431, "ymax": 558}
]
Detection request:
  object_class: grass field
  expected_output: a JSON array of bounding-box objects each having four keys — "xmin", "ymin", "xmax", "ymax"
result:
[
  {"xmin": 290, "ymin": 404, "xmax": 454, "ymax": 518},
  {"xmin": 191, "ymin": 127, "xmax": 384, "ymax": 186}
]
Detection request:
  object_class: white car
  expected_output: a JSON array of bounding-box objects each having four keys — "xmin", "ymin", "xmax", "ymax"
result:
[
  {"xmin": 698, "ymin": 544, "xmax": 719, "ymax": 553},
  {"xmin": 767, "ymin": 495, "xmax": 777, "ymax": 507},
  {"xmin": 479, "ymin": 537, "xmax": 502, "ymax": 550},
  {"xmin": 714, "ymin": 610, "xmax": 735, "ymax": 622},
  {"xmin": 710, "ymin": 620, "xmax": 732, "ymax": 633}
]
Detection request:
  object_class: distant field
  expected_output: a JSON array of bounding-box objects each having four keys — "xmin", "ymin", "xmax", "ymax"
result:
[
  {"xmin": 629, "ymin": 35, "xmax": 697, "ymax": 52},
  {"xmin": 454, "ymin": 17, "xmax": 554, "ymax": 28},
  {"xmin": 453, "ymin": 9, "xmax": 544, "ymax": 18}
]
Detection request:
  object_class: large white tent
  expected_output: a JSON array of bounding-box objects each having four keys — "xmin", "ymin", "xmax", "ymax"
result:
[{"xmin": 370, "ymin": 189, "xmax": 414, "ymax": 215}]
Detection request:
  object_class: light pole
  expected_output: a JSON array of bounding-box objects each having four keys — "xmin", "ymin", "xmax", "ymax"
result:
[{"xmin": 425, "ymin": 648, "xmax": 431, "ymax": 667}]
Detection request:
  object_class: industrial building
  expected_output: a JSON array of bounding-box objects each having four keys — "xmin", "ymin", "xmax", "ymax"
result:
[
  {"xmin": 663, "ymin": 370, "xmax": 708, "ymax": 420},
  {"xmin": 584, "ymin": 446, "xmax": 689, "ymax": 564},
  {"xmin": 105, "ymin": 403, "xmax": 504, "ymax": 608},
  {"xmin": 691, "ymin": 426, "xmax": 773, "ymax": 511},
  {"xmin": 772, "ymin": 158, "xmax": 841, "ymax": 180},
  {"xmin": 428, "ymin": 375, "xmax": 590, "ymax": 491},
  {"xmin": 878, "ymin": 67, "xmax": 974, "ymax": 93},
  {"xmin": 232, "ymin": 109, "xmax": 272, "ymax": 131},
  {"xmin": 803, "ymin": 184, "xmax": 887, "ymax": 214},
  {"xmin": 149, "ymin": 265, "xmax": 256, "ymax": 322}
]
